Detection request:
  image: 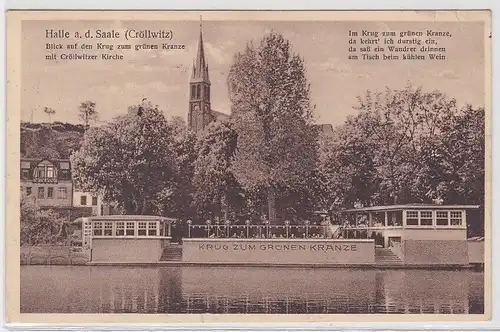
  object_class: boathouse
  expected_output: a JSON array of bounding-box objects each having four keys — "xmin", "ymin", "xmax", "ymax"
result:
[
  {"xmin": 82, "ymin": 215, "xmax": 175, "ymax": 263},
  {"xmin": 334, "ymin": 204, "xmax": 482, "ymax": 266}
]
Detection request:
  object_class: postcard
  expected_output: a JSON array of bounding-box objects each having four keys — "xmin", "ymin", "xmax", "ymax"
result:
[{"xmin": 5, "ymin": 10, "xmax": 491, "ymax": 324}]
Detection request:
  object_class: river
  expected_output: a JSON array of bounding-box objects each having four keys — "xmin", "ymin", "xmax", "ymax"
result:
[{"xmin": 21, "ymin": 266, "xmax": 484, "ymax": 314}]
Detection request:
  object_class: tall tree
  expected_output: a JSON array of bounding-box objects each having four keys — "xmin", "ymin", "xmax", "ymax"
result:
[
  {"xmin": 192, "ymin": 120, "xmax": 239, "ymax": 220},
  {"xmin": 227, "ymin": 32, "xmax": 318, "ymax": 223},
  {"xmin": 43, "ymin": 107, "xmax": 56, "ymax": 123},
  {"xmin": 71, "ymin": 102, "xmax": 179, "ymax": 215},
  {"xmin": 78, "ymin": 101, "xmax": 98, "ymax": 130},
  {"xmin": 152, "ymin": 116, "xmax": 198, "ymax": 219}
]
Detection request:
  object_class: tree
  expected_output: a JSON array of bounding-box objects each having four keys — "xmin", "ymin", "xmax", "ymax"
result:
[
  {"xmin": 152, "ymin": 116, "xmax": 198, "ymax": 219},
  {"xmin": 192, "ymin": 120, "xmax": 239, "ymax": 220},
  {"xmin": 71, "ymin": 102, "xmax": 179, "ymax": 215},
  {"xmin": 20, "ymin": 195, "xmax": 66, "ymax": 246},
  {"xmin": 318, "ymin": 117, "xmax": 378, "ymax": 210},
  {"xmin": 21, "ymin": 122, "xmax": 85, "ymax": 159},
  {"xmin": 419, "ymin": 105, "xmax": 485, "ymax": 205},
  {"xmin": 353, "ymin": 85, "xmax": 457, "ymax": 204},
  {"xmin": 43, "ymin": 107, "xmax": 56, "ymax": 123},
  {"xmin": 78, "ymin": 101, "xmax": 98, "ymax": 130},
  {"xmin": 227, "ymin": 32, "xmax": 318, "ymax": 223}
]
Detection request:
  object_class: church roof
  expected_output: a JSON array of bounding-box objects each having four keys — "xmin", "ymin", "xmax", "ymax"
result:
[
  {"xmin": 191, "ymin": 21, "xmax": 210, "ymax": 84},
  {"xmin": 212, "ymin": 110, "xmax": 230, "ymax": 121}
]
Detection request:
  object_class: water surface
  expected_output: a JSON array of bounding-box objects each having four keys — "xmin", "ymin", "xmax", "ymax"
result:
[{"xmin": 21, "ymin": 266, "xmax": 484, "ymax": 314}]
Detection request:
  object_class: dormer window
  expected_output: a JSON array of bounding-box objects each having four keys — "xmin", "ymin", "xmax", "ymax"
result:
[{"xmin": 33, "ymin": 160, "xmax": 58, "ymax": 183}]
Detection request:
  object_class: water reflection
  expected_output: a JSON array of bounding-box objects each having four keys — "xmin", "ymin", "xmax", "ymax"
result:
[{"xmin": 20, "ymin": 266, "xmax": 484, "ymax": 314}]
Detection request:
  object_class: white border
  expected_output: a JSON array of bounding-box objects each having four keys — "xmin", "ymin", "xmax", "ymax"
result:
[{"xmin": 1, "ymin": 0, "xmax": 497, "ymax": 331}]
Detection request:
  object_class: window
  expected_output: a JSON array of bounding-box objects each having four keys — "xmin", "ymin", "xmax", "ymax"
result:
[
  {"xmin": 21, "ymin": 169, "xmax": 29, "ymax": 180},
  {"xmin": 60, "ymin": 169, "xmax": 70, "ymax": 180},
  {"xmin": 148, "ymin": 222, "xmax": 157, "ymax": 236},
  {"xmin": 37, "ymin": 167, "xmax": 45, "ymax": 178},
  {"xmin": 371, "ymin": 212, "xmax": 385, "ymax": 226},
  {"xmin": 406, "ymin": 211, "xmax": 419, "ymax": 226},
  {"xmin": 47, "ymin": 187, "xmax": 54, "ymax": 199},
  {"xmin": 387, "ymin": 211, "xmax": 402, "ymax": 226},
  {"xmin": 38, "ymin": 187, "xmax": 45, "ymax": 199},
  {"xmin": 93, "ymin": 222, "xmax": 103, "ymax": 236},
  {"xmin": 196, "ymin": 85, "xmax": 201, "ymax": 99},
  {"xmin": 80, "ymin": 195, "xmax": 87, "ymax": 206},
  {"xmin": 92, "ymin": 196, "xmax": 98, "ymax": 206},
  {"xmin": 450, "ymin": 211, "xmax": 463, "ymax": 226},
  {"xmin": 138, "ymin": 222, "xmax": 147, "ymax": 236},
  {"xmin": 46, "ymin": 166, "xmax": 55, "ymax": 178},
  {"xmin": 116, "ymin": 222, "xmax": 125, "ymax": 236},
  {"xmin": 104, "ymin": 222, "xmax": 113, "ymax": 236},
  {"xmin": 26, "ymin": 187, "xmax": 32, "ymax": 196},
  {"xmin": 436, "ymin": 211, "xmax": 449, "ymax": 226},
  {"xmin": 191, "ymin": 85, "xmax": 195, "ymax": 98},
  {"xmin": 57, "ymin": 187, "xmax": 67, "ymax": 199},
  {"xmin": 420, "ymin": 211, "xmax": 433, "ymax": 226},
  {"xmin": 126, "ymin": 222, "xmax": 135, "ymax": 236},
  {"xmin": 406, "ymin": 210, "xmax": 434, "ymax": 226}
]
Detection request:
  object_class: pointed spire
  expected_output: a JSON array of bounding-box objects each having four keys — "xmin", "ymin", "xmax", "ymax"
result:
[{"xmin": 191, "ymin": 16, "xmax": 210, "ymax": 84}]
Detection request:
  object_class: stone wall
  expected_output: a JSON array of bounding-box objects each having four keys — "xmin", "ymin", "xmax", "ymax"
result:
[
  {"xmin": 402, "ymin": 240, "xmax": 468, "ymax": 265},
  {"xmin": 91, "ymin": 238, "xmax": 166, "ymax": 263}
]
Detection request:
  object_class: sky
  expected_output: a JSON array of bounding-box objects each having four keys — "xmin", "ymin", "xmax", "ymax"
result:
[{"xmin": 21, "ymin": 19, "xmax": 485, "ymax": 127}]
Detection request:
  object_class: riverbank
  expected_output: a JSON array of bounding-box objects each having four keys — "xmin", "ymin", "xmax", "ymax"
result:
[
  {"xmin": 20, "ymin": 246, "xmax": 89, "ymax": 265},
  {"xmin": 86, "ymin": 260, "xmax": 483, "ymax": 270}
]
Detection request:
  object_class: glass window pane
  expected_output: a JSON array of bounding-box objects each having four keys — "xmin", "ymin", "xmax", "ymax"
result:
[
  {"xmin": 436, "ymin": 211, "xmax": 448, "ymax": 218},
  {"xmin": 420, "ymin": 211, "xmax": 432, "ymax": 218},
  {"xmin": 437, "ymin": 218, "xmax": 449, "ymax": 226},
  {"xmin": 406, "ymin": 218, "xmax": 418, "ymax": 226},
  {"xmin": 407, "ymin": 211, "xmax": 418, "ymax": 218},
  {"xmin": 116, "ymin": 222, "xmax": 125, "ymax": 236},
  {"xmin": 126, "ymin": 222, "xmax": 135, "ymax": 236},
  {"xmin": 104, "ymin": 222, "xmax": 113, "ymax": 236}
]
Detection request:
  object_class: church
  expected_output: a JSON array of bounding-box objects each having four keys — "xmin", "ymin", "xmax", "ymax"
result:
[
  {"xmin": 187, "ymin": 23, "xmax": 229, "ymax": 133},
  {"xmin": 187, "ymin": 23, "xmax": 334, "ymax": 139}
]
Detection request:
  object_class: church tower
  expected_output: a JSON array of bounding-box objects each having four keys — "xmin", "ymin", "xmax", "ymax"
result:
[{"xmin": 188, "ymin": 20, "xmax": 212, "ymax": 133}]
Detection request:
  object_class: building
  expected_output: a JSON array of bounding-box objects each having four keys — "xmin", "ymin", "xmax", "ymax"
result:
[
  {"xmin": 21, "ymin": 157, "xmax": 112, "ymax": 219},
  {"xmin": 20, "ymin": 158, "xmax": 73, "ymax": 207},
  {"xmin": 334, "ymin": 204, "xmax": 482, "ymax": 266},
  {"xmin": 73, "ymin": 190, "xmax": 110, "ymax": 216},
  {"xmin": 188, "ymin": 22, "xmax": 229, "ymax": 133}
]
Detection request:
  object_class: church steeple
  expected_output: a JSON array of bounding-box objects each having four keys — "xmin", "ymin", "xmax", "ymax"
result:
[
  {"xmin": 191, "ymin": 18, "xmax": 210, "ymax": 84},
  {"xmin": 188, "ymin": 17, "xmax": 212, "ymax": 133}
]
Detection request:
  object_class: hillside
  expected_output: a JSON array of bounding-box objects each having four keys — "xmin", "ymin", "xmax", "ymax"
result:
[{"xmin": 21, "ymin": 122, "xmax": 85, "ymax": 159}]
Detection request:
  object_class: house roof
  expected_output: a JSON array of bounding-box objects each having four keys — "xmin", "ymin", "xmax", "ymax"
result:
[
  {"xmin": 336, "ymin": 204, "xmax": 480, "ymax": 213},
  {"xmin": 86, "ymin": 215, "xmax": 177, "ymax": 222}
]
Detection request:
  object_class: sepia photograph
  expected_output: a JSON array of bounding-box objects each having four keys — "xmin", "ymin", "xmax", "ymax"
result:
[{"xmin": 6, "ymin": 10, "xmax": 491, "ymax": 322}]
